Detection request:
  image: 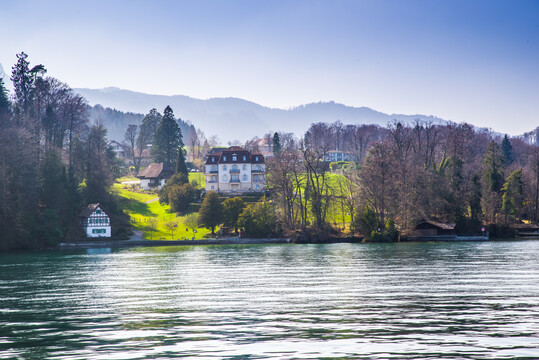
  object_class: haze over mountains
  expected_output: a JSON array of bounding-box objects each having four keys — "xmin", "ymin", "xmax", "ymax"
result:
[{"xmin": 76, "ymin": 87, "xmax": 449, "ymax": 143}]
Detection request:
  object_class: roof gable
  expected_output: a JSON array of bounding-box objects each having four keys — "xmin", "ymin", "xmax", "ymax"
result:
[
  {"xmin": 79, "ymin": 203, "xmax": 110, "ymax": 218},
  {"xmin": 137, "ymin": 163, "xmax": 173, "ymax": 179}
]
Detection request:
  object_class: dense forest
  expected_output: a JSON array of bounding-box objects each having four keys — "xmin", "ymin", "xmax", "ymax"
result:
[
  {"xmin": 0, "ymin": 53, "xmax": 129, "ymax": 250},
  {"xmin": 266, "ymin": 121, "xmax": 539, "ymax": 240}
]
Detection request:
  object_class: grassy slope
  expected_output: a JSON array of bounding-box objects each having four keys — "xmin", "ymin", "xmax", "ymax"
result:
[{"xmin": 113, "ymin": 182, "xmax": 212, "ymax": 240}]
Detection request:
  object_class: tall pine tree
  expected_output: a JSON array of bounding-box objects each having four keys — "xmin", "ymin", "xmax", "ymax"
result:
[{"xmin": 152, "ymin": 106, "xmax": 183, "ymax": 168}]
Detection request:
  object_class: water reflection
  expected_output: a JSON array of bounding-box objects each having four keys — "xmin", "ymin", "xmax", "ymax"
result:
[{"xmin": 1, "ymin": 241, "xmax": 539, "ymax": 359}]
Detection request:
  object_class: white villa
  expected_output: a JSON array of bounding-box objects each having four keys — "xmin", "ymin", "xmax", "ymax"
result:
[
  {"xmin": 205, "ymin": 146, "xmax": 266, "ymax": 193},
  {"xmin": 79, "ymin": 203, "xmax": 111, "ymax": 238}
]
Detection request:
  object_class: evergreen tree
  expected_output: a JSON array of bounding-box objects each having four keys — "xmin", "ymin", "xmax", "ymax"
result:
[
  {"xmin": 152, "ymin": 106, "xmax": 183, "ymax": 168},
  {"xmin": 0, "ymin": 77, "xmax": 10, "ymax": 125},
  {"xmin": 10, "ymin": 52, "xmax": 33, "ymax": 116},
  {"xmin": 470, "ymin": 173, "xmax": 482, "ymax": 224},
  {"xmin": 482, "ymin": 141, "xmax": 505, "ymax": 193},
  {"xmin": 273, "ymin": 132, "xmax": 281, "ymax": 155},
  {"xmin": 502, "ymin": 169, "xmax": 523, "ymax": 223},
  {"xmin": 197, "ymin": 191, "xmax": 223, "ymax": 235},
  {"xmin": 501, "ymin": 134, "xmax": 514, "ymax": 165},
  {"xmin": 175, "ymin": 146, "xmax": 188, "ymax": 175}
]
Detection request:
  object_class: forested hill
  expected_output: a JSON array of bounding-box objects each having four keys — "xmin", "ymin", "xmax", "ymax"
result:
[
  {"xmin": 76, "ymin": 87, "xmax": 449, "ymax": 143},
  {"xmin": 88, "ymin": 104, "xmax": 195, "ymax": 142}
]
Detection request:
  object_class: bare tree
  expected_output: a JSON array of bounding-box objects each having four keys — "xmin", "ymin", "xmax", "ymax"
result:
[{"xmin": 124, "ymin": 124, "xmax": 139, "ymax": 172}]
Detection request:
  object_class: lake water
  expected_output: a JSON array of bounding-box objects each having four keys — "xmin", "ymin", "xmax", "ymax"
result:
[{"xmin": 1, "ymin": 240, "xmax": 539, "ymax": 359}]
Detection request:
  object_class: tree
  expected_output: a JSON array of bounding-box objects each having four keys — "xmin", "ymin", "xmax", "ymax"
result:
[
  {"xmin": 223, "ymin": 197, "xmax": 245, "ymax": 233},
  {"xmin": 272, "ymin": 132, "xmax": 281, "ymax": 155},
  {"xmin": 124, "ymin": 124, "xmax": 139, "ymax": 172},
  {"xmin": 138, "ymin": 108, "xmax": 161, "ymax": 148},
  {"xmin": 11, "ymin": 52, "xmax": 33, "ymax": 118},
  {"xmin": 198, "ymin": 191, "xmax": 223, "ymax": 235},
  {"xmin": 0, "ymin": 77, "xmax": 10, "ymax": 125},
  {"xmin": 152, "ymin": 106, "xmax": 183, "ymax": 168},
  {"xmin": 175, "ymin": 146, "xmax": 188, "ymax": 175},
  {"xmin": 169, "ymin": 183, "xmax": 195, "ymax": 213},
  {"xmin": 482, "ymin": 141, "xmax": 505, "ymax": 223},
  {"xmin": 502, "ymin": 169, "xmax": 523, "ymax": 223},
  {"xmin": 470, "ymin": 173, "xmax": 482, "ymax": 224},
  {"xmin": 165, "ymin": 220, "xmax": 178, "ymax": 238},
  {"xmin": 354, "ymin": 206, "xmax": 378, "ymax": 238},
  {"xmin": 238, "ymin": 201, "xmax": 276, "ymax": 238},
  {"xmin": 501, "ymin": 134, "xmax": 514, "ymax": 166},
  {"xmin": 159, "ymin": 172, "xmax": 189, "ymax": 204}
]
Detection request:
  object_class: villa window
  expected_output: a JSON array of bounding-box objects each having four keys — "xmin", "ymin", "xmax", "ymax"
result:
[
  {"xmin": 223, "ymin": 156, "xmax": 227, "ymax": 161},
  {"xmin": 243, "ymin": 174, "xmax": 247, "ymax": 181},
  {"xmin": 212, "ymin": 157, "xmax": 215, "ymax": 162},
  {"xmin": 212, "ymin": 175, "xmax": 216, "ymax": 182},
  {"xmin": 232, "ymin": 155, "xmax": 237, "ymax": 161},
  {"xmin": 243, "ymin": 165, "xmax": 246, "ymax": 170},
  {"xmin": 243, "ymin": 156, "xmax": 246, "ymax": 161},
  {"xmin": 255, "ymin": 156, "xmax": 259, "ymax": 161},
  {"xmin": 212, "ymin": 165, "xmax": 216, "ymax": 171},
  {"xmin": 223, "ymin": 175, "xmax": 228, "ymax": 181},
  {"xmin": 223, "ymin": 165, "xmax": 227, "ymax": 171}
]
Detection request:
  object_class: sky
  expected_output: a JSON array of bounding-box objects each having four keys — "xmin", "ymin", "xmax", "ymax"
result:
[{"xmin": 1, "ymin": 0, "xmax": 538, "ymax": 135}]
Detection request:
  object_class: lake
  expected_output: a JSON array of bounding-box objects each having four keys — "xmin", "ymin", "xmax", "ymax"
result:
[{"xmin": 1, "ymin": 240, "xmax": 539, "ymax": 359}]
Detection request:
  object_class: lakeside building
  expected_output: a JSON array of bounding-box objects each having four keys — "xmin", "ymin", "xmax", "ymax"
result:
[
  {"xmin": 136, "ymin": 163, "xmax": 174, "ymax": 191},
  {"xmin": 323, "ymin": 150, "xmax": 352, "ymax": 162},
  {"xmin": 204, "ymin": 146, "xmax": 266, "ymax": 193},
  {"xmin": 79, "ymin": 203, "xmax": 111, "ymax": 238}
]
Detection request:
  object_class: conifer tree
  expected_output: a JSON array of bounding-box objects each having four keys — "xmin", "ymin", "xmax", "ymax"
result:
[
  {"xmin": 501, "ymin": 134, "xmax": 514, "ymax": 166},
  {"xmin": 152, "ymin": 106, "xmax": 183, "ymax": 168}
]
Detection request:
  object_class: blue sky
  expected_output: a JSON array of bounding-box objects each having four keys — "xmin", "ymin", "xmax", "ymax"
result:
[{"xmin": 1, "ymin": 0, "xmax": 538, "ymax": 134}]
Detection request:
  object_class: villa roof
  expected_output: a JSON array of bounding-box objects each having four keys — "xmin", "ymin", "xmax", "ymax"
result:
[{"xmin": 205, "ymin": 146, "xmax": 265, "ymax": 165}]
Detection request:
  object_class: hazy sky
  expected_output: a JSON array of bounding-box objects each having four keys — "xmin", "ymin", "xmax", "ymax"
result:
[{"xmin": 1, "ymin": 0, "xmax": 538, "ymax": 134}]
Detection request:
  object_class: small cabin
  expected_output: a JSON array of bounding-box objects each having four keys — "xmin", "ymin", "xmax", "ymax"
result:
[
  {"xmin": 79, "ymin": 203, "xmax": 111, "ymax": 238},
  {"xmin": 414, "ymin": 220, "xmax": 456, "ymax": 237},
  {"xmin": 137, "ymin": 163, "xmax": 174, "ymax": 191},
  {"xmin": 510, "ymin": 223, "xmax": 539, "ymax": 236}
]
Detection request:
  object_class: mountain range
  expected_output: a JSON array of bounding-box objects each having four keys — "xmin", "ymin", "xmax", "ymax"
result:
[{"xmin": 75, "ymin": 87, "xmax": 449, "ymax": 143}]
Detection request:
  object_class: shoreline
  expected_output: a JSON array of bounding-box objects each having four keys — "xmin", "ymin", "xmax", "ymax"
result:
[{"xmin": 59, "ymin": 237, "xmax": 291, "ymax": 249}]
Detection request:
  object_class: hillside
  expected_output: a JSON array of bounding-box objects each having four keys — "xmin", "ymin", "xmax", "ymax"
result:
[{"xmin": 76, "ymin": 87, "xmax": 449, "ymax": 143}]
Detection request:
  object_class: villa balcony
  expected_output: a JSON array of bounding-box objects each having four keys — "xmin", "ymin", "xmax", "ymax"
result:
[
  {"xmin": 230, "ymin": 178, "xmax": 241, "ymax": 183},
  {"xmin": 208, "ymin": 170, "xmax": 218, "ymax": 174},
  {"xmin": 229, "ymin": 168, "xmax": 241, "ymax": 173},
  {"xmin": 251, "ymin": 169, "xmax": 264, "ymax": 173}
]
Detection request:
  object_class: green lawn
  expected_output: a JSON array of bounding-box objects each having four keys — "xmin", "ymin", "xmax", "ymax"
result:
[
  {"xmin": 115, "ymin": 175, "xmax": 139, "ymax": 183},
  {"xmin": 189, "ymin": 172, "xmax": 205, "ymax": 187},
  {"xmin": 113, "ymin": 183, "xmax": 212, "ymax": 240}
]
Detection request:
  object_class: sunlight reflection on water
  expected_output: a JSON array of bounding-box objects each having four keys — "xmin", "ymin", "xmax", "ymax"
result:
[{"xmin": 1, "ymin": 241, "xmax": 539, "ymax": 359}]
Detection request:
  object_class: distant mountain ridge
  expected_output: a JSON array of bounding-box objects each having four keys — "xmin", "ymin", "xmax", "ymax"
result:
[{"xmin": 75, "ymin": 87, "xmax": 449, "ymax": 143}]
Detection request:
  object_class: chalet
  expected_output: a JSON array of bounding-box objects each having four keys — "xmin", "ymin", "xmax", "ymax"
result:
[
  {"xmin": 137, "ymin": 163, "xmax": 174, "ymax": 191},
  {"xmin": 204, "ymin": 146, "xmax": 266, "ymax": 193},
  {"xmin": 79, "ymin": 203, "xmax": 111, "ymax": 238},
  {"xmin": 414, "ymin": 220, "xmax": 456, "ymax": 237},
  {"xmin": 108, "ymin": 140, "xmax": 128, "ymax": 159}
]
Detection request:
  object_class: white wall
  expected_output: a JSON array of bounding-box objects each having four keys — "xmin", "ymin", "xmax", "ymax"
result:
[{"xmin": 86, "ymin": 225, "xmax": 111, "ymax": 238}]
